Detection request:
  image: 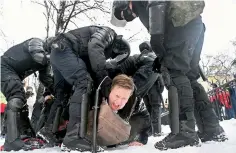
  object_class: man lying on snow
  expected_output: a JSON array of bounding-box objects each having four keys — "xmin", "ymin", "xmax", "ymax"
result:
[
  {"xmin": 0, "ymin": 37, "xmax": 54, "ymax": 151},
  {"xmin": 35, "ymin": 74, "xmax": 151, "ymax": 151},
  {"xmin": 107, "ymin": 41, "xmax": 164, "ymax": 137},
  {"xmin": 86, "ymin": 74, "xmax": 151, "ymax": 149}
]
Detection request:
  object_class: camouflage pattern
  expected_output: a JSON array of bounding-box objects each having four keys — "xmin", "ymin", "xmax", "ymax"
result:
[{"xmin": 168, "ymin": 1, "xmax": 205, "ymax": 27}]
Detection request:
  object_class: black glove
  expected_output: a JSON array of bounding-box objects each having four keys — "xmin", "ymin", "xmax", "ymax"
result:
[
  {"xmin": 152, "ymin": 57, "xmax": 162, "ymax": 73},
  {"xmin": 100, "ymin": 77, "xmax": 113, "ymax": 98},
  {"xmin": 139, "ymin": 41, "xmax": 152, "ymax": 53}
]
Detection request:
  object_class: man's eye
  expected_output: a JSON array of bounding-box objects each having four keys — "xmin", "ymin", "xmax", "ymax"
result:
[{"xmin": 116, "ymin": 95, "xmax": 120, "ymax": 98}]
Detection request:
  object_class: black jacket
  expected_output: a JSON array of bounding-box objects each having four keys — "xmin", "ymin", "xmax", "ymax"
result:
[
  {"xmin": 1, "ymin": 38, "xmax": 54, "ymax": 92},
  {"xmin": 61, "ymin": 26, "xmax": 129, "ymax": 83}
]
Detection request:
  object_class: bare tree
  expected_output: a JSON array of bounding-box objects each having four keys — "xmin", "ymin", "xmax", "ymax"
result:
[
  {"xmin": 33, "ymin": 0, "xmax": 110, "ymax": 36},
  {"xmin": 201, "ymin": 53, "xmax": 234, "ymax": 85},
  {"xmin": 0, "ymin": 29, "xmax": 15, "ymax": 53},
  {"xmin": 201, "ymin": 54, "xmax": 212, "ymax": 77}
]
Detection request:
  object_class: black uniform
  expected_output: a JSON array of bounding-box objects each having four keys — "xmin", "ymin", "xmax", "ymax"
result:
[
  {"xmin": 119, "ymin": 97, "xmax": 151, "ymax": 145},
  {"xmin": 40, "ymin": 26, "xmax": 130, "ymax": 152},
  {"xmin": 1, "ymin": 38, "xmax": 53, "ymax": 151},
  {"xmin": 113, "ymin": 1, "xmax": 226, "ymax": 150}
]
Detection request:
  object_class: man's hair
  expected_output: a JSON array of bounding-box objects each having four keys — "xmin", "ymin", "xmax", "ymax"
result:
[{"xmin": 111, "ymin": 74, "xmax": 135, "ymax": 93}]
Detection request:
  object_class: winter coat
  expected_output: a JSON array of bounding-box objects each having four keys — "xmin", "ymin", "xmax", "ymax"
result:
[
  {"xmin": 1, "ymin": 38, "xmax": 54, "ymax": 92},
  {"xmin": 57, "ymin": 26, "xmax": 129, "ymax": 83},
  {"xmin": 210, "ymin": 89, "xmax": 232, "ymax": 109}
]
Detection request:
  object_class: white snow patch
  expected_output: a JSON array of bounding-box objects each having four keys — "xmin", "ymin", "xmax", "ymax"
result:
[{"xmin": 1, "ymin": 119, "xmax": 236, "ymax": 153}]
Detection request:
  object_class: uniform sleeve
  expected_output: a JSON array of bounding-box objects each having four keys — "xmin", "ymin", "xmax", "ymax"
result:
[
  {"xmin": 88, "ymin": 27, "xmax": 116, "ymax": 83},
  {"xmin": 28, "ymin": 38, "xmax": 48, "ymax": 66},
  {"xmin": 119, "ymin": 56, "xmax": 137, "ymax": 75}
]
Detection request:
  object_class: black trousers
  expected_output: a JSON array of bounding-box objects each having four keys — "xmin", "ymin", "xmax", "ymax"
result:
[{"xmin": 50, "ymin": 39, "xmax": 91, "ymax": 133}]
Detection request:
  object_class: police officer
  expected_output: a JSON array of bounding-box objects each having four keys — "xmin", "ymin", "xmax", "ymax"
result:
[
  {"xmin": 40, "ymin": 25, "xmax": 130, "ymax": 152},
  {"xmin": 112, "ymin": 1, "xmax": 227, "ymax": 150},
  {"xmin": 1, "ymin": 38, "xmax": 54, "ymax": 151}
]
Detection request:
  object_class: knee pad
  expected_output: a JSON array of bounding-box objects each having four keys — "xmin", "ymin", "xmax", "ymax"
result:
[
  {"xmin": 171, "ymin": 75, "xmax": 193, "ymax": 99},
  {"xmin": 8, "ymin": 98, "xmax": 25, "ymax": 112},
  {"xmin": 74, "ymin": 75, "xmax": 93, "ymax": 94},
  {"xmin": 170, "ymin": 75, "xmax": 194, "ymax": 112}
]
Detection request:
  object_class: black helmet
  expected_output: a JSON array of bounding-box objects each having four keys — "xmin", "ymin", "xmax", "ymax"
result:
[
  {"xmin": 139, "ymin": 41, "xmax": 152, "ymax": 53},
  {"xmin": 113, "ymin": 0, "xmax": 129, "ymax": 11},
  {"xmin": 111, "ymin": 35, "xmax": 130, "ymax": 59},
  {"xmin": 113, "ymin": 0, "xmax": 136, "ymax": 22}
]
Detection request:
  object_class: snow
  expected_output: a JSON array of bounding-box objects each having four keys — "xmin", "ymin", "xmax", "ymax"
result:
[
  {"xmin": 1, "ymin": 87, "xmax": 236, "ymax": 153},
  {"xmin": 1, "ymin": 117, "xmax": 236, "ymax": 153}
]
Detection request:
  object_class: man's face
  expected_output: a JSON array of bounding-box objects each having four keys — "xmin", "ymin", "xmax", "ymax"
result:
[{"xmin": 108, "ymin": 85, "xmax": 132, "ymax": 111}]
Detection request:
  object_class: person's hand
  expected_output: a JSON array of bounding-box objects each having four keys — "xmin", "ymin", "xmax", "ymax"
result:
[
  {"xmin": 44, "ymin": 95, "xmax": 53, "ymax": 102},
  {"xmin": 129, "ymin": 141, "xmax": 144, "ymax": 146}
]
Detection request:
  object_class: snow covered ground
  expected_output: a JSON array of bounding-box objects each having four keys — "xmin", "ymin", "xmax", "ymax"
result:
[
  {"xmin": 1, "ymin": 117, "xmax": 236, "ymax": 153},
  {"xmin": 1, "ymin": 91, "xmax": 236, "ymax": 153}
]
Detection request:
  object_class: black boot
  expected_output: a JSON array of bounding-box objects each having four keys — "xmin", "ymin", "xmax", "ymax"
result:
[
  {"xmin": 61, "ymin": 90, "xmax": 103, "ymax": 152},
  {"xmin": 4, "ymin": 98, "xmax": 44, "ymax": 151},
  {"xmin": 154, "ymin": 112, "xmax": 200, "ymax": 150},
  {"xmin": 20, "ymin": 105, "xmax": 36, "ymax": 139},
  {"xmin": 37, "ymin": 124, "xmax": 59, "ymax": 147},
  {"xmin": 192, "ymin": 81, "xmax": 228, "ymax": 142},
  {"xmin": 61, "ymin": 123, "xmax": 104, "ymax": 152},
  {"xmin": 196, "ymin": 108, "xmax": 228, "ymax": 142}
]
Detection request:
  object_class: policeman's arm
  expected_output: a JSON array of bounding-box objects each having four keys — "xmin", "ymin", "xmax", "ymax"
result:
[
  {"xmin": 118, "ymin": 56, "xmax": 137, "ymax": 75},
  {"xmin": 88, "ymin": 27, "xmax": 116, "ymax": 83},
  {"xmin": 28, "ymin": 38, "xmax": 48, "ymax": 66},
  {"xmin": 38, "ymin": 65, "xmax": 54, "ymax": 94}
]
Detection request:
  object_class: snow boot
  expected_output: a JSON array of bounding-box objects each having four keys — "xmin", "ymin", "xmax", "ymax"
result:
[
  {"xmin": 37, "ymin": 124, "xmax": 60, "ymax": 147},
  {"xmin": 154, "ymin": 112, "xmax": 200, "ymax": 150},
  {"xmin": 192, "ymin": 80, "xmax": 228, "ymax": 142},
  {"xmin": 61, "ymin": 123, "xmax": 104, "ymax": 152},
  {"xmin": 20, "ymin": 105, "xmax": 36, "ymax": 138},
  {"xmin": 3, "ymin": 98, "xmax": 44, "ymax": 151},
  {"xmin": 195, "ymin": 108, "xmax": 228, "ymax": 142}
]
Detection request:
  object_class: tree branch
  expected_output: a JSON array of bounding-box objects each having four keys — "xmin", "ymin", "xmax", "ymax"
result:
[{"xmin": 63, "ymin": 1, "xmax": 78, "ymax": 33}]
